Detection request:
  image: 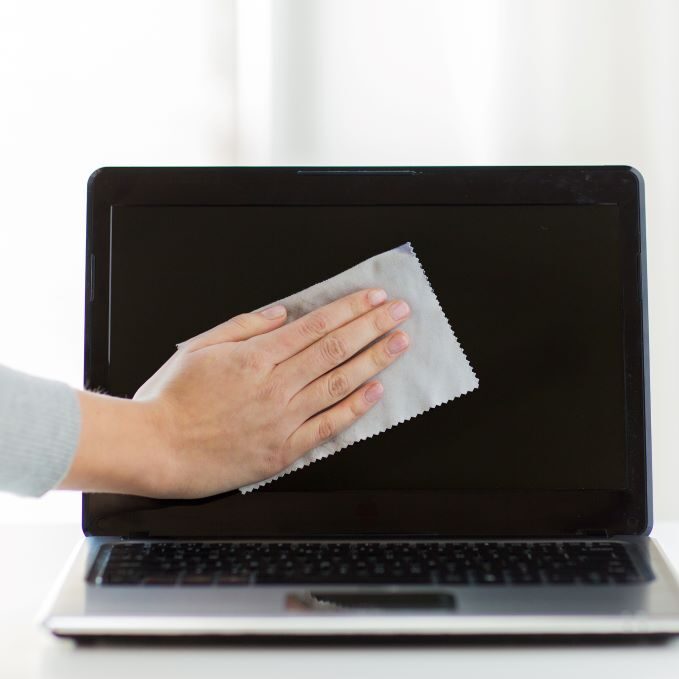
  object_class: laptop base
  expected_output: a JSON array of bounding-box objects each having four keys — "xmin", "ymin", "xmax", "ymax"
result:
[{"xmin": 43, "ymin": 537, "xmax": 679, "ymax": 639}]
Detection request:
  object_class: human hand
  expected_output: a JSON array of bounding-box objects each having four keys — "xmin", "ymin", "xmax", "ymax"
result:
[{"xmin": 131, "ymin": 288, "xmax": 411, "ymax": 498}]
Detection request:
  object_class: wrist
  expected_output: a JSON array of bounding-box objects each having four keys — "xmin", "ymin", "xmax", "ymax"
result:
[{"xmin": 58, "ymin": 390, "xmax": 172, "ymax": 497}]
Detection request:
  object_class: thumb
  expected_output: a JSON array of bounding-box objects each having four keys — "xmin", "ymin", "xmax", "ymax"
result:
[{"xmin": 177, "ymin": 304, "xmax": 287, "ymax": 351}]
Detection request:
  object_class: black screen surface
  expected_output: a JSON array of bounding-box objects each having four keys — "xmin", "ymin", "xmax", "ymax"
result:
[{"xmin": 107, "ymin": 203, "xmax": 627, "ymax": 494}]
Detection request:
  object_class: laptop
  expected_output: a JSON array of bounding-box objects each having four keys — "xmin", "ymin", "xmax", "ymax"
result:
[{"xmin": 43, "ymin": 166, "xmax": 679, "ymax": 640}]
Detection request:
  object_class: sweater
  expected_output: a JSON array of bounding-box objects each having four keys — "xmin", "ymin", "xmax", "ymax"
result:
[{"xmin": 0, "ymin": 364, "xmax": 80, "ymax": 496}]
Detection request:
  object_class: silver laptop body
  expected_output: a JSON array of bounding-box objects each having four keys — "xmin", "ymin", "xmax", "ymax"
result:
[{"xmin": 43, "ymin": 536, "xmax": 679, "ymax": 638}]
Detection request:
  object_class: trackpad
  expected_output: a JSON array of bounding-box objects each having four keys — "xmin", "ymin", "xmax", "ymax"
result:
[{"xmin": 287, "ymin": 591, "xmax": 456, "ymax": 612}]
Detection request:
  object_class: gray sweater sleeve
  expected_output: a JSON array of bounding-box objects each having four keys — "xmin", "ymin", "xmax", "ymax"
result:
[{"xmin": 0, "ymin": 364, "xmax": 81, "ymax": 497}]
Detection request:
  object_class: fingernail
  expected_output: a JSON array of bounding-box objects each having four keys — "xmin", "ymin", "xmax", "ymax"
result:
[
  {"xmin": 365, "ymin": 382, "xmax": 384, "ymax": 403},
  {"xmin": 368, "ymin": 288, "xmax": 387, "ymax": 306},
  {"xmin": 389, "ymin": 300, "xmax": 410, "ymax": 320},
  {"xmin": 261, "ymin": 304, "xmax": 286, "ymax": 319},
  {"xmin": 387, "ymin": 332, "xmax": 409, "ymax": 354}
]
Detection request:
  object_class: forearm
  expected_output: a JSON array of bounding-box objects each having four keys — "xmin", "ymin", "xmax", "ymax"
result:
[{"xmin": 57, "ymin": 390, "xmax": 169, "ymax": 496}]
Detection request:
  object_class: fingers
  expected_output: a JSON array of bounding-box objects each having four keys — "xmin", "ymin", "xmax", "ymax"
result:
[
  {"xmin": 176, "ymin": 305, "xmax": 288, "ymax": 352},
  {"xmin": 252, "ymin": 288, "xmax": 388, "ymax": 364},
  {"xmin": 278, "ymin": 298, "xmax": 410, "ymax": 394},
  {"xmin": 282, "ymin": 380, "xmax": 385, "ymax": 464},
  {"xmin": 287, "ymin": 329, "xmax": 409, "ymax": 420}
]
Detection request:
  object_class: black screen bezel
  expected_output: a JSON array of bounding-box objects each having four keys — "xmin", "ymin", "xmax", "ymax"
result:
[{"xmin": 82, "ymin": 166, "xmax": 651, "ymax": 539}]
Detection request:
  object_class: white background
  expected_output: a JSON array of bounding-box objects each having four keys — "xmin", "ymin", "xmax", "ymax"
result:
[{"xmin": 1, "ymin": 0, "xmax": 678, "ymax": 522}]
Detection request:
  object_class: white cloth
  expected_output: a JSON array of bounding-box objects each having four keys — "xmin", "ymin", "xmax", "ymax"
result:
[{"xmin": 240, "ymin": 242, "xmax": 478, "ymax": 493}]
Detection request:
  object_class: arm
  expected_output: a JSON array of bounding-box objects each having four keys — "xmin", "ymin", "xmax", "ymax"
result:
[{"xmin": 57, "ymin": 288, "xmax": 411, "ymax": 498}]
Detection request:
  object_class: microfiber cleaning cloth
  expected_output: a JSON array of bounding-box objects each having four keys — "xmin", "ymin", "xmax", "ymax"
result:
[{"xmin": 239, "ymin": 242, "xmax": 478, "ymax": 492}]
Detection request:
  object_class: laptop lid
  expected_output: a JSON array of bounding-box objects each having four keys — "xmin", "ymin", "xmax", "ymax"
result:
[{"xmin": 82, "ymin": 166, "xmax": 650, "ymax": 539}]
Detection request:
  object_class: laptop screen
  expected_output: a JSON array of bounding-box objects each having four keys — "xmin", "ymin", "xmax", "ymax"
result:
[{"xmin": 84, "ymin": 168, "xmax": 648, "ymax": 537}]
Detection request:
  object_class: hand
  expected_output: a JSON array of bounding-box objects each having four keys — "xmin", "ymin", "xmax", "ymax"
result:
[
  {"xmin": 61, "ymin": 288, "xmax": 411, "ymax": 499},
  {"xmin": 135, "ymin": 288, "xmax": 411, "ymax": 497}
]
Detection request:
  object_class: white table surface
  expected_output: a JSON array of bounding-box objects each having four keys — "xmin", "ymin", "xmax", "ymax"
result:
[{"xmin": 1, "ymin": 521, "xmax": 678, "ymax": 679}]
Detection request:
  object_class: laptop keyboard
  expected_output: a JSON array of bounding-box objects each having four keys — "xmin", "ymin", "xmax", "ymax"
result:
[{"xmin": 89, "ymin": 540, "xmax": 649, "ymax": 586}]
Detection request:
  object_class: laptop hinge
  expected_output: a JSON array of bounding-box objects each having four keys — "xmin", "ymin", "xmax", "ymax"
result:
[{"xmin": 575, "ymin": 529, "xmax": 610, "ymax": 538}]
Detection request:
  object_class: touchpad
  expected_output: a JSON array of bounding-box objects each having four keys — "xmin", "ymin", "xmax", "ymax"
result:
[{"xmin": 287, "ymin": 591, "xmax": 456, "ymax": 612}]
